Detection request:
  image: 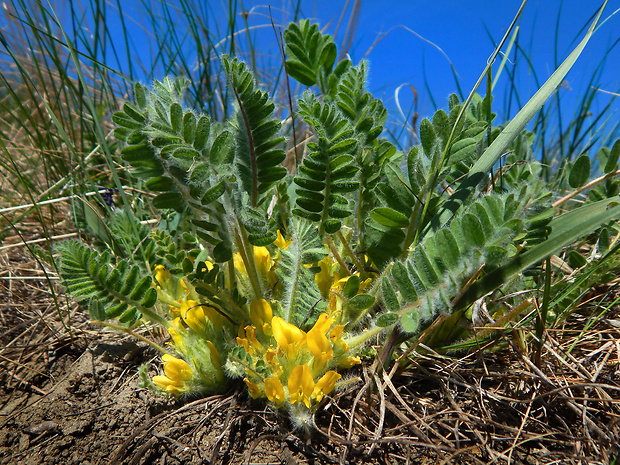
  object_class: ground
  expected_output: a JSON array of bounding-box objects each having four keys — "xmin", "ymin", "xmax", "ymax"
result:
[{"xmin": 2, "ymin": 246, "xmax": 620, "ymax": 465}]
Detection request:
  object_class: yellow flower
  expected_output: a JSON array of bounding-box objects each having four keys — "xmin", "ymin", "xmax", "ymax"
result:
[
  {"xmin": 167, "ymin": 324, "xmax": 186, "ymax": 352},
  {"xmin": 234, "ymin": 247, "xmax": 275, "ymax": 285},
  {"xmin": 236, "ymin": 325, "xmax": 263, "ymax": 355},
  {"xmin": 339, "ymin": 355, "xmax": 361, "ymax": 368},
  {"xmin": 332, "ymin": 276, "xmax": 351, "ymax": 292},
  {"xmin": 236, "ymin": 336, "xmax": 250, "ymax": 353},
  {"xmin": 306, "ymin": 314, "xmax": 335, "ymax": 368},
  {"xmin": 329, "ymin": 325, "xmax": 349, "ymax": 351},
  {"xmin": 250, "ymin": 299, "xmax": 273, "ymax": 335},
  {"xmin": 265, "ymin": 348, "xmax": 277, "ymax": 364},
  {"xmin": 274, "ymin": 230, "xmax": 290, "ymax": 250},
  {"xmin": 307, "ymin": 329, "xmax": 333, "ymax": 369},
  {"xmin": 329, "ymin": 325, "xmax": 344, "ymax": 340},
  {"xmin": 162, "ymin": 354, "xmax": 193, "ymax": 380},
  {"xmin": 264, "ymin": 348, "xmax": 283, "ymax": 375},
  {"xmin": 180, "ymin": 300, "xmax": 207, "ymax": 333},
  {"xmin": 288, "ymin": 364, "xmax": 314, "ymax": 408},
  {"xmin": 154, "ymin": 265, "xmax": 171, "ymax": 288},
  {"xmin": 168, "ymin": 304, "xmax": 181, "ymax": 317},
  {"xmin": 328, "ymin": 277, "xmax": 352, "ymax": 314},
  {"xmin": 271, "ymin": 316, "xmax": 305, "ymax": 359},
  {"xmin": 244, "ymin": 325, "xmax": 263, "ymax": 351},
  {"xmin": 359, "ymin": 277, "xmax": 373, "ymax": 293},
  {"xmin": 244, "ymin": 378, "xmax": 262, "ymax": 399},
  {"xmin": 315, "ymin": 256, "xmax": 335, "ymax": 298},
  {"xmin": 264, "ymin": 376, "xmax": 285, "ymax": 405},
  {"xmin": 312, "ymin": 371, "xmax": 341, "ymax": 402},
  {"xmin": 254, "ymin": 246, "xmax": 272, "ymax": 278},
  {"xmin": 205, "ymin": 340, "xmax": 224, "ymax": 381},
  {"xmin": 151, "ymin": 375, "xmax": 183, "ymax": 395},
  {"xmin": 152, "ymin": 354, "xmax": 193, "ymax": 396},
  {"xmin": 310, "ymin": 313, "xmax": 334, "ymax": 335}
]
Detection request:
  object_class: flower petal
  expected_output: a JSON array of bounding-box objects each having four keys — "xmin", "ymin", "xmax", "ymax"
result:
[{"xmin": 288, "ymin": 364, "xmax": 314, "ymax": 408}]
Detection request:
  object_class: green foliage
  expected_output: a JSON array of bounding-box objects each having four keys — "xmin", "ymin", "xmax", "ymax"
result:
[
  {"xmin": 380, "ymin": 191, "xmax": 532, "ymax": 332},
  {"xmin": 293, "ymin": 92, "xmax": 360, "ymax": 234},
  {"xmin": 363, "ymin": 93, "xmax": 493, "ymax": 268},
  {"xmin": 276, "ymin": 218, "xmax": 327, "ymax": 326},
  {"xmin": 284, "ymin": 19, "xmax": 337, "ymax": 91},
  {"xmin": 221, "ymin": 55, "xmax": 287, "ymax": 207},
  {"xmin": 569, "ymin": 154, "xmax": 591, "ymax": 188},
  {"xmin": 56, "ymin": 240, "xmax": 157, "ymax": 326},
  {"xmin": 50, "ymin": 10, "xmax": 620, "ymax": 423}
]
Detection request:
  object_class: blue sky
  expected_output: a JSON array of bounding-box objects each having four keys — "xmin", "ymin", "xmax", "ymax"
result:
[
  {"xmin": 297, "ymin": 0, "xmax": 619, "ymax": 126},
  {"xmin": 101, "ymin": 0, "xmax": 619, "ymax": 144}
]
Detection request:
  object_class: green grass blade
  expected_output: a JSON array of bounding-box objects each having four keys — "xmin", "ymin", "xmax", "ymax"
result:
[
  {"xmin": 433, "ymin": 1, "xmax": 609, "ymax": 228},
  {"xmin": 455, "ymin": 196, "xmax": 620, "ymax": 311}
]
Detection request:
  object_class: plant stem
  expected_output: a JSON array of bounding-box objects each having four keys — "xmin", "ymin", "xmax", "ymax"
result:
[
  {"xmin": 234, "ymin": 223, "xmax": 264, "ymax": 301},
  {"xmin": 325, "ymin": 234, "xmax": 351, "ymax": 277},
  {"xmin": 90, "ymin": 320, "xmax": 171, "ymax": 355},
  {"xmin": 345, "ymin": 324, "xmax": 390, "ymax": 350},
  {"xmin": 336, "ymin": 230, "xmax": 367, "ymax": 279}
]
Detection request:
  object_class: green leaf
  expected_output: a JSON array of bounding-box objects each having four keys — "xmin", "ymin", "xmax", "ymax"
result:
[
  {"xmin": 134, "ymin": 82, "xmax": 147, "ymax": 108},
  {"xmin": 170, "ymin": 102, "xmax": 183, "ymax": 133},
  {"xmin": 145, "ymin": 176, "xmax": 175, "ymax": 192},
  {"xmin": 376, "ymin": 312, "xmax": 399, "ymax": 327},
  {"xmin": 183, "ymin": 112, "xmax": 197, "ymax": 144},
  {"xmin": 381, "ymin": 277, "xmax": 399, "ymax": 312},
  {"xmin": 88, "ymin": 298, "xmax": 106, "ymax": 321},
  {"xmin": 460, "ymin": 213, "xmax": 485, "ymax": 248},
  {"xmin": 119, "ymin": 308, "xmax": 139, "ymax": 325},
  {"xmin": 449, "ymin": 137, "xmax": 477, "ymax": 164},
  {"xmin": 348, "ymin": 294, "xmax": 375, "ymax": 310},
  {"xmin": 604, "ymin": 139, "xmax": 620, "ymax": 174},
  {"xmin": 370, "ymin": 207, "xmax": 409, "ymax": 228},
  {"xmin": 152, "ymin": 192, "xmax": 184, "ymax": 211},
  {"xmin": 106, "ymin": 302, "xmax": 129, "ymax": 319},
  {"xmin": 213, "ymin": 241, "xmax": 233, "ymax": 263},
  {"xmin": 342, "ymin": 275, "xmax": 360, "ymax": 299},
  {"xmin": 248, "ymin": 231, "xmax": 278, "ymax": 247},
  {"xmin": 401, "ymin": 310, "xmax": 420, "ymax": 333},
  {"xmin": 457, "ymin": 196, "xmax": 620, "ymax": 311},
  {"xmin": 569, "ymin": 154, "xmax": 591, "ymax": 188},
  {"xmin": 130, "ymin": 276, "xmax": 153, "ymax": 301},
  {"xmin": 193, "ymin": 116, "xmax": 211, "ymax": 151},
  {"xmin": 286, "ymin": 59, "xmax": 316, "ymax": 86},
  {"xmin": 140, "ymin": 287, "xmax": 158, "ymax": 308},
  {"xmin": 391, "ymin": 261, "xmax": 417, "ymax": 302},
  {"xmin": 324, "ymin": 219, "xmax": 342, "ymax": 234},
  {"xmin": 201, "ymin": 180, "xmax": 227, "ymax": 205},
  {"xmin": 210, "ymin": 130, "xmax": 233, "ymax": 165}
]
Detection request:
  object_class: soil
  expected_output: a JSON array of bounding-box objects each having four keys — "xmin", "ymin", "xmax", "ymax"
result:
[{"xmin": 2, "ymin": 248, "xmax": 620, "ymax": 465}]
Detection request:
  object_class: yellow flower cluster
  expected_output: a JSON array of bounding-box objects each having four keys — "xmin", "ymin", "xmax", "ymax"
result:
[
  {"xmin": 238, "ymin": 298, "xmax": 360, "ymax": 410},
  {"xmin": 151, "ymin": 263, "xmax": 225, "ymax": 395},
  {"xmin": 151, "ymin": 354, "xmax": 193, "ymax": 396},
  {"xmin": 150, "ymin": 232, "xmax": 375, "ymax": 406}
]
